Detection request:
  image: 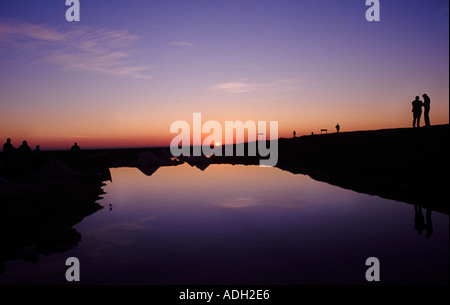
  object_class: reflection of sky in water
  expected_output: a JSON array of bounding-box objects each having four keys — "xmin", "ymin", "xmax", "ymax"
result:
[{"xmin": 1, "ymin": 164, "xmax": 448, "ymax": 284}]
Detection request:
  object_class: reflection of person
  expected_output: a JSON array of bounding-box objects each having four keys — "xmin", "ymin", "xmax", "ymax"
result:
[
  {"xmin": 422, "ymin": 94, "xmax": 431, "ymax": 127},
  {"xmin": 425, "ymin": 209, "xmax": 433, "ymax": 238},
  {"xmin": 412, "ymin": 96, "xmax": 423, "ymax": 128},
  {"xmin": 0, "ymin": 260, "xmax": 5, "ymax": 274},
  {"xmin": 414, "ymin": 205, "xmax": 425, "ymax": 235}
]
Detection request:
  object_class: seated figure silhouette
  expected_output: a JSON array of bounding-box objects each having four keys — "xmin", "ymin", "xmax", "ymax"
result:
[
  {"xmin": 411, "ymin": 96, "xmax": 423, "ymax": 128},
  {"xmin": 3, "ymin": 138, "xmax": 15, "ymax": 154},
  {"xmin": 71, "ymin": 142, "xmax": 81, "ymax": 152},
  {"xmin": 17, "ymin": 140, "xmax": 33, "ymax": 173},
  {"xmin": 422, "ymin": 94, "xmax": 431, "ymax": 127},
  {"xmin": 3, "ymin": 138, "xmax": 15, "ymax": 158},
  {"xmin": 18, "ymin": 140, "xmax": 32, "ymax": 157},
  {"xmin": 2, "ymin": 138, "xmax": 16, "ymax": 171}
]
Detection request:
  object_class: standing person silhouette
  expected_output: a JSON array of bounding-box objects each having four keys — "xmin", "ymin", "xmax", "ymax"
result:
[
  {"xmin": 293, "ymin": 130, "xmax": 297, "ymax": 138},
  {"xmin": 335, "ymin": 123, "xmax": 340, "ymax": 133},
  {"xmin": 422, "ymin": 94, "xmax": 431, "ymax": 127},
  {"xmin": 411, "ymin": 96, "xmax": 423, "ymax": 128}
]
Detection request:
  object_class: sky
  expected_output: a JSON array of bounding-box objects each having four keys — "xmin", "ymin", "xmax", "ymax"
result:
[{"xmin": 0, "ymin": 0, "xmax": 449, "ymax": 149}]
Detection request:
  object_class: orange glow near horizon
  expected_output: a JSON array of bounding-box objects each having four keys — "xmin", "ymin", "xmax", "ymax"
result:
[{"xmin": 2, "ymin": 112, "xmax": 449, "ymax": 151}]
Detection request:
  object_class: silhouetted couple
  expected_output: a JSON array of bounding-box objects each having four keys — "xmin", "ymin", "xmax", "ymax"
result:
[{"xmin": 412, "ymin": 94, "xmax": 431, "ymax": 128}]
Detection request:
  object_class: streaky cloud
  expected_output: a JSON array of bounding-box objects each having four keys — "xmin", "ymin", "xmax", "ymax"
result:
[
  {"xmin": 0, "ymin": 20, "xmax": 151, "ymax": 80},
  {"xmin": 169, "ymin": 40, "xmax": 195, "ymax": 48},
  {"xmin": 212, "ymin": 78, "xmax": 304, "ymax": 94},
  {"xmin": 212, "ymin": 82, "xmax": 259, "ymax": 94}
]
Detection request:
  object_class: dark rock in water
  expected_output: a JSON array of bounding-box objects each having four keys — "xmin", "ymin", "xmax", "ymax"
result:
[
  {"xmin": 137, "ymin": 164, "xmax": 160, "ymax": 176},
  {"xmin": 156, "ymin": 148, "xmax": 177, "ymax": 162},
  {"xmin": 35, "ymin": 158, "xmax": 83, "ymax": 178},
  {"xmin": 20, "ymin": 244, "xmax": 39, "ymax": 263},
  {"xmin": 181, "ymin": 155, "xmax": 212, "ymax": 171}
]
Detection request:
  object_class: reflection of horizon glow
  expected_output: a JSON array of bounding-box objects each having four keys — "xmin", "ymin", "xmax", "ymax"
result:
[
  {"xmin": 105, "ymin": 164, "xmax": 359, "ymax": 212},
  {"xmin": 217, "ymin": 197, "xmax": 259, "ymax": 209}
]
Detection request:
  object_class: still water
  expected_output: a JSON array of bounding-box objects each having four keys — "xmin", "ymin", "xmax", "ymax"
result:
[{"xmin": 1, "ymin": 164, "xmax": 448, "ymax": 284}]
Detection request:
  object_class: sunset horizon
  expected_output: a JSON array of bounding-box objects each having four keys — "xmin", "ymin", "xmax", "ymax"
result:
[{"xmin": 1, "ymin": 1, "xmax": 448, "ymax": 150}]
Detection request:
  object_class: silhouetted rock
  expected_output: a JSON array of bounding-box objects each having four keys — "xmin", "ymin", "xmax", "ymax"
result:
[{"xmin": 35, "ymin": 158, "xmax": 83, "ymax": 178}]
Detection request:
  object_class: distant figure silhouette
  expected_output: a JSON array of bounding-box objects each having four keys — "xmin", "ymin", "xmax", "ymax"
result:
[
  {"xmin": 335, "ymin": 123, "xmax": 340, "ymax": 133},
  {"xmin": 412, "ymin": 96, "xmax": 423, "ymax": 128},
  {"xmin": 32, "ymin": 145, "xmax": 43, "ymax": 170},
  {"xmin": 293, "ymin": 130, "xmax": 297, "ymax": 138},
  {"xmin": 422, "ymin": 94, "xmax": 431, "ymax": 127},
  {"xmin": 71, "ymin": 142, "xmax": 81, "ymax": 152}
]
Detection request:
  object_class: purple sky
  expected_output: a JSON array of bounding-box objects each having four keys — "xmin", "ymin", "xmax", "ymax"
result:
[{"xmin": 0, "ymin": 0, "xmax": 448, "ymax": 149}]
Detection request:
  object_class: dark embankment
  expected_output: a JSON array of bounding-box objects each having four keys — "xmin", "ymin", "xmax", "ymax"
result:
[
  {"xmin": 0, "ymin": 152, "xmax": 108, "ymax": 273},
  {"xmin": 275, "ymin": 124, "xmax": 449, "ymax": 214}
]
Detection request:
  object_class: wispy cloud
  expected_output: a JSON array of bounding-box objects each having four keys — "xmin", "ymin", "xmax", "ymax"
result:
[
  {"xmin": 212, "ymin": 78, "xmax": 304, "ymax": 94},
  {"xmin": 169, "ymin": 40, "xmax": 195, "ymax": 48},
  {"xmin": 0, "ymin": 21, "xmax": 152, "ymax": 80},
  {"xmin": 0, "ymin": 21, "xmax": 67, "ymax": 41},
  {"xmin": 212, "ymin": 82, "xmax": 260, "ymax": 94}
]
